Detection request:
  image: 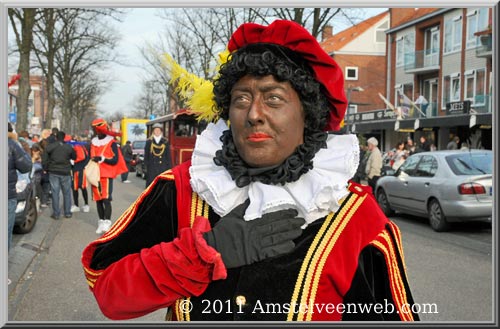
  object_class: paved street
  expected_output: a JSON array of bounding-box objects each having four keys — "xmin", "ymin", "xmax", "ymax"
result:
[
  {"xmin": 8, "ymin": 174, "xmax": 166, "ymax": 322},
  {"xmin": 7, "ymin": 174, "xmax": 493, "ymax": 323}
]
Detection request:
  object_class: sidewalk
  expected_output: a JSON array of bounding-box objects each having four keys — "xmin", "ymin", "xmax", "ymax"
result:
[{"xmin": 8, "ymin": 175, "xmax": 166, "ymax": 322}]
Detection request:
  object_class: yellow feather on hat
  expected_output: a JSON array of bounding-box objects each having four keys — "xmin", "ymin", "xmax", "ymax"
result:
[{"xmin": 161, "ymin": 50, "xmax": 230, "ymax": 123}]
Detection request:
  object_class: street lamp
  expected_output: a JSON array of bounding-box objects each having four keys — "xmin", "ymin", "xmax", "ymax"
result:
[
  {"xmin": 346, "ymin": 86, "xmax": 364, "ymax": 132},
  {"xmin": 347, "ymin": 86, "xmax": 364, "ymax": 114}
]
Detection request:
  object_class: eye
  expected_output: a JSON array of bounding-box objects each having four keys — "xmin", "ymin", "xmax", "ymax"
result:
[
  {"xmin": 266, "ymin": 94, "xmax": 284, "ymax": 106},
  {"xmin": 231, "ymin": 93, "xmax": 251, "ymax": 108}
]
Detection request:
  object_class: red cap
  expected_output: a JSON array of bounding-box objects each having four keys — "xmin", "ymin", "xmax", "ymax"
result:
[
  {"xmin": 92, "ymin": 118, "xmax": 121, "ymax": 137},
  {"xmin": 228, "ymin": 20, "xmax": 347, "ymax": 131}
]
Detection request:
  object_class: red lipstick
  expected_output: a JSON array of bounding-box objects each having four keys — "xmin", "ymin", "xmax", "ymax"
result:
[{"xmin": 247, "ymin": 132, "xmax": 272, "ymax": 142}]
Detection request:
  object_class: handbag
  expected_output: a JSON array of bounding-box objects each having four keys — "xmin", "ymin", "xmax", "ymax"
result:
[
  {"xmin": 85, "ymin": 143, "xmax": 109, "ymax": 187},
  {"xmin": 84, "ymin": 160, "xmax": 100, "ymax": 187}
]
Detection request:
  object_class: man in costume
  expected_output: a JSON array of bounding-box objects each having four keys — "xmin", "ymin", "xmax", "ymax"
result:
[
  {"xmin": 89, "ymin": 118, "xmax": 128, "ymax": 234},
  {"xmin": 144, "ymin": 122, "xmax": 172, "ymax": 187},
  {"xmin": 82, "ymin": 20, "xmax": 419, "ymax": 321},
  {"xmin": 70, "ymin": 136, "xmax": 91, "ymax": 213}
]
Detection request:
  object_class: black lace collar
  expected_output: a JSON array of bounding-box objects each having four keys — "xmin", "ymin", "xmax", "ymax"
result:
[{"xmin": 213, "ymin": 130, "xmax": 328, "ymax": 188}]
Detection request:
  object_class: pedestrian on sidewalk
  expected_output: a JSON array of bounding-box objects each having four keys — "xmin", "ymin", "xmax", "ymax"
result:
[
  {"xmin": 8, "ymin": 122, "xmax": 32, "ymax": 251},
  {"xmin": 70, "ymin": 136, "xmax": 91, "ymax": 213},
  {"xmin": 120, "ymin": 140, "xmax": 133, "ymax": 184},
  {"xmin": 42, "ymin": 131, "xmax": 76, "ymax": 220},
  {"xmin": 89, "ymin": 118, "xmax": 128, "ymax": 234},
  {"xmin": 365, "ymin": 137, "xmax": 382, "ymax": 191},
  {"xmin": 82, "ymin": 20, "xmax": 419, "ymax": 322}
]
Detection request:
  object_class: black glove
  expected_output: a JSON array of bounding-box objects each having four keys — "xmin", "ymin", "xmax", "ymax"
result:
[
  {"xmin": 92, "ymin": 156, "xmax": 102, "ymax": 162},
  {"xmin": 203, "ymin": 199, "xmax": 305, "ymax": 269}
]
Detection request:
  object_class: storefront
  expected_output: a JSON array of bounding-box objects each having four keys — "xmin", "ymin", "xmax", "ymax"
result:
[{"xmin": 345, "ymin": 102, "xmax": 492, "ymax": 151}]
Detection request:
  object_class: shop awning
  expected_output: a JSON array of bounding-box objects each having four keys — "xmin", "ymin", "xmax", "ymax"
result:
[
  {"xmin": 414, "ymin": 114, "xmax": 473, "ymax": 129},
  {"xmin": 469, "ymin": 113, "xmax": 492, "ymax": 128},
  {"xmin": 350, "ymin": 120, "xmax": 395, "ymax": 133}
]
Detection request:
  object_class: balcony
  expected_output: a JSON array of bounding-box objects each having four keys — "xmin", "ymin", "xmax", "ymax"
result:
[
  {"xmin": 404, "ymin": 49, "xmax": 440, "ymax": 74},
  {"xmin": 476, "ymin": 34, "xmax": 492, "ymax": 58}
]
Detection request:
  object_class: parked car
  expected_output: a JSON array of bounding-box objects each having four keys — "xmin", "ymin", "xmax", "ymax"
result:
[
  {"xmin": 130, "ymin": 140, "xmax": 147, "ymax": 173},
  {"xmin": 135, "ymin": 154, "xmax": 146, "ymax": 179},
  {"xmin": 375, "ymin": 149, "xmax": 492, "ymax": 232},
  {"xmin": 131, "ymin": 140, "xmax": 146, "ymax": 156},
  {"xmin": 14, "ymin": 170, "xmax": 38, "ymax": 234}
]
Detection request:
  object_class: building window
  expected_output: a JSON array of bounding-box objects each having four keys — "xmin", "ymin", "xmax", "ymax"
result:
[
  {"xmin": 442, "ymin": 73, "xmax": 461, "ymax": 108},
  {"xmin": 465, "ymin": 68, "xmax": 487, "ymax": 105},
  {"xmin": 451, "ymin": 75, "xmax": 460, "ymax": 101},
  {"xmin": 345, "ymin": 67, "xmax": 358, "ymax": 80},
  {"xmin": 376, "ymin": 20, "xmax": 389, "ymax": 43},
  {"xmin": 396, "ymin": 33, "xmax": 415, "ymax": 67},
  {"xmin": 444, "ymin": 15, "xmax": 462, "ymax": 53},
  {"xmin": 403, "ymin": 83, "xmax": 414, "ymax": 100},
  {"xmin": 466, "ymin": 8, "xmax": 489, "ymax": 48}
]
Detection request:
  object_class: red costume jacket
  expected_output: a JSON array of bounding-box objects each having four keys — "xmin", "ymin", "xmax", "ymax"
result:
[
  {"xmin": 81, "ymin": 160, "xmax": 419, "ymax": 321},
  {"xmin": 89, "ymin": 137, "xmax": 128, "ymax": 179}
]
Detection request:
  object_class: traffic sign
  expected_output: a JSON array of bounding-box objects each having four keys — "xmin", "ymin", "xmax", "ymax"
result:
[{"xmin": 9, "ymin": 112, "xmax": 16, "ymax": 123}]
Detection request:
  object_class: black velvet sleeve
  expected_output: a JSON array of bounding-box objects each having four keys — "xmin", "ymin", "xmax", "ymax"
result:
[
  {"xmin": 342, "ymin": 236, "xmax": 419, "ymax": 321},
  {"xmin": 90, "ymin": 179, "xmax": 178, "ymax": 270}
]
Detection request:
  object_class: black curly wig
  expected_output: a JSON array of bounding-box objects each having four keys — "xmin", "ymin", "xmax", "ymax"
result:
[
  {"xmin": 211, "ymin": 43, "xmax": 331, "ymax": 187},
  {"xmin": 213, "ymin": 43, "xmax": 330, "ymax": 133}
]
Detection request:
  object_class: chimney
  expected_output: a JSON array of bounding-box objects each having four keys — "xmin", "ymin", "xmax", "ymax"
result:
[{"xmin": 322, "ymin": 25, "xmax": 333, "ymax": 42}]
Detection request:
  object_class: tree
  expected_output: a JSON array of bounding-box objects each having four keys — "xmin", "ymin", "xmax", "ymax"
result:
[
  {"xmin": 132, "ymin": 79, "xmax": 163, "ymax": 118},
  {"xmin": 8, "ymin": 8, "xmax": 38, "ymax": 131},
  {"xmin": 52, "ymin": 8, "xmax": 123, "ymax": 134},
  {"xmin": 31, "ymin": 8, "xmax": 57, "ymax": 129}
]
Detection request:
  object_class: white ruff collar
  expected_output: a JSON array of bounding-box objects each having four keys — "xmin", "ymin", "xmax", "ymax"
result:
[
  {"xmin": 91, "ymin": 135, "xmax": 114, "ymax": 147},
  {"xmin": 189, "ymin": 120, "xmax": 359, "ymax": 225}
]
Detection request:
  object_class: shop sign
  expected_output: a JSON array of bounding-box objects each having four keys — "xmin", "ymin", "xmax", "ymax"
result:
[
  {"xmin": 345, "ymin": 109, "xmax": 396, "ymax": 123},
  {"xmin": 446, "ymin": 100, "xmax": 470, "ymax": 115}
]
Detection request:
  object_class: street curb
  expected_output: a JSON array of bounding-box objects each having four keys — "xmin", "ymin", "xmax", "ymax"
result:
[{"xmin": 8, "ymin": 213, "xmax": 63, "ymax": 319}]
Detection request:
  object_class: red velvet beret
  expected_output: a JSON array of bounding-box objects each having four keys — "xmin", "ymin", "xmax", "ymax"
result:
[
  {"xmin": 92, "ymin": 118, "xmax": 122, "ymax": 137},
  {"xmin": 228, "ymin": 20, "xmax": 347, "ymax": 131}
]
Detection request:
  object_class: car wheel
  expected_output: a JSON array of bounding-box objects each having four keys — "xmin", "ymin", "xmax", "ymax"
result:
[
  {"xmin": 14, "ymin": 196, "xmax": 38, "ymax": 234},
  {"xmin": 428, "ymin": 199, "xmax": 450, "ymax": 232},
  {"xmin": 376, "ymin": 188, "xmax": 394, "ymax": 217}
]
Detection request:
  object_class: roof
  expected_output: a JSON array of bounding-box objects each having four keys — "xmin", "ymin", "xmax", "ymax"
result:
[
  {"xmin": 321, "ymin": 10, "xmax": 389, "ymax": 53},
  {"xmin": 386, "ymin": 8, "xmax": 448, "ymax": 33},
  {"xmin": 394, "ymin": 8, "xmax": 440, "ymax": 27}
]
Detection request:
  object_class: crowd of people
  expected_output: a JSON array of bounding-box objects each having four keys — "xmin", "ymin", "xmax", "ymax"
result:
[
  {"xmin": 352, "ymin": 132, "xmax": 469, "ymax": 187},
  {"xmin": 6, "ymin": 119, "xmax": 132, "ymax": 238}
]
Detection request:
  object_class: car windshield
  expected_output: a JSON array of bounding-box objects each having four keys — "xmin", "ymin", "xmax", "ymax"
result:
[
  {"xmin": 132, "ymin": 141, "xmax": 146, "ymax": 149},
  {"xmin": 446, "ymin": 152, "xmax": 492, "ymax": 175}
]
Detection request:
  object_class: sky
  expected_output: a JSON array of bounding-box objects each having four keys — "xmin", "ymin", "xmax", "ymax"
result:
[{"xmin": 72, "ymin": 8, "xmax": 388, "ymax": 117}]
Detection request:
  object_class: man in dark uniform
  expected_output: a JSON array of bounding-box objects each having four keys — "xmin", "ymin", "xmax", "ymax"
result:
[{"xmin": 144, "ymin": 123, "xmax": 171, "ymax": 187}]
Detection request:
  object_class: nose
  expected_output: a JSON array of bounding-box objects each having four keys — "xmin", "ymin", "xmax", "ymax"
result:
[{"xmin": 246, "ymin": 97, "xmax": 265, "ymax": 126}]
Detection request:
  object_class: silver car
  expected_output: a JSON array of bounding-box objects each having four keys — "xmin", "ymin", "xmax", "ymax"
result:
[{"xmin": 375, "ymin": 149, "xmax": 492, "ymax": 232}]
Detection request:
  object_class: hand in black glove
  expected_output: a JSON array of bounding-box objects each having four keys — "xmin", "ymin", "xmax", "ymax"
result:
[
  {"xmin": 203, "ymin": 199, "xmax": 305, "ymax": 269},
  {"xmin": 92, "ymin": 156, "xmax": 102, "ymax": 162}
]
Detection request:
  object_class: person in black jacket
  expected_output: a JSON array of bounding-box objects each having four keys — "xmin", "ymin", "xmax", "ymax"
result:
[
  {"xmin": 120, "ymin": 141, "xmax": 133, "ymax": 183},
  {"xmin": 8, "ymin": 122, "xmax": 32, "ymax": 251},
  {"xmin": 144, "ymin": 123, "xmax": 171, "ymax": 187},
  {"xmin": 42, "ymin": 131, "xmax": 76, "ymax": 220}
]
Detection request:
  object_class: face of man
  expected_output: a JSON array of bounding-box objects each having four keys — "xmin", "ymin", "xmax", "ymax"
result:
[
  {"xmin": 92, "ymin": 127, "xmax": 106, "ymax": 139},
  {"xmin": 229, "ymin": 75, "xmax": 305, "ymax": 168},
  {"xmin": 153, "ymin": 127, "xmax": 163, "ymax": 137}
]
